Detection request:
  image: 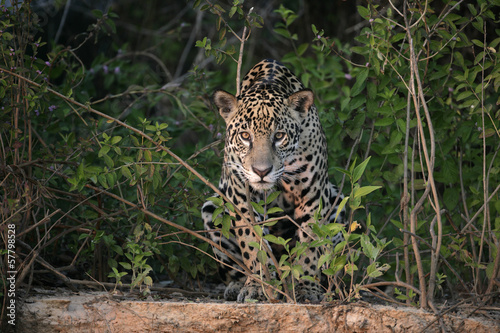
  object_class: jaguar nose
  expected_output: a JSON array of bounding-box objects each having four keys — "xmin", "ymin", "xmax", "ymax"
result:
[{"xmin": 252, "ymin": 166, "xmax": 272, "ymax": 179}]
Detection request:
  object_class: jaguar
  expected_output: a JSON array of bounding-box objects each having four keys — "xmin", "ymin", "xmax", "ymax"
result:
[{"xmin": 202, "ymin": 59, "xmax": 345, "ymax": 302}]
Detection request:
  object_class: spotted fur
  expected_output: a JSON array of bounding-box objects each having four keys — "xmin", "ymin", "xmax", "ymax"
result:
[{"xmin": 202, "ymin": 59, "xmax": 345, "ymax": 302}]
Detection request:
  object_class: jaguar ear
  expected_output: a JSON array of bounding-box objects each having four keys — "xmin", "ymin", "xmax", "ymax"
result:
[
  {"xmin": 288, "ymin": 89, "xmax": 314, "ymax": 118},
  {"xmin": 213, "ymin": 90, "xmax": 238, "ymax": 123}
]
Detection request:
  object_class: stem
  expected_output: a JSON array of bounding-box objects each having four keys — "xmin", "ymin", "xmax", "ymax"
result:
[
  {"xmin": 402, "ymin": 86, "xmax": 412, "ymax": 304},
  {"xmin": 413, "ymin": 36, "xmax": 443, "ymax": 308},
  {"xmin": 235, "ymin": 7, "xmax": 253, "ymax": 96},
  {"xmin": 404, "ymin": 1, "xmax": 444, "ymax": 307},
  {"xmin": 404, "ymin": 4, "xmax": 427, "ymax": 309},
  {"xmin": 460, "ymin": 184, "xmax": 500, "ymax": 233}
]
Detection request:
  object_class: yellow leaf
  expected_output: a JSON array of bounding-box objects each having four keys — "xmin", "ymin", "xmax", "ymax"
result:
[{"xmin": 350, "ymin": 221, "xmax": 361, "ymax": 232}]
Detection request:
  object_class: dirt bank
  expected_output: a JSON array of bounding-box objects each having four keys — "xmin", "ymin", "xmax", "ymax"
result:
[{"xmin": 15, "ymin": 289, "xmax": 499, "ymax": 332}]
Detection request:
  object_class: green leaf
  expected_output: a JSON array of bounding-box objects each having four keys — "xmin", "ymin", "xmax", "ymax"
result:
[
  {"xmin": 207, "ymin": 196, "xmax": 224, "ymax": 207},
  {"xmin": 291, "ymin": 264, "xmax": 303, "ymax": 279},
  {"xmin": 279, "ymin": 254, "xmax": 289, "ymax": 267},
  {"xmin": 370, "ymin": 263, "xmax": 390, "ymax": 278},
  {"xmin": 351, "ymin": 68, "xmax": 369, "ymax": 96},
  {"xmin": 473, "ymin": 51, "xmax": 485, "ymax": 65},
  {"xmin": 144, "ymin": 150, "xmax": 152, "ymax": 162},
  {"xmin": 221, "ymin": 214, "xmax": 232, "ymax": 238},
  {"xmin": 263, "ymin": 234, "xmax": 280, "ymax": 244},
  {"xmin": 443, "ymin": 187, "xmax": 460, "ymax": 210},
  {"xmin": 456, "ymin": 90, "xmax": 473, "ymax": 101},
  {"xmin": 253, "ymin": 225, "xmax": 263, "ymax": 238},
  {"xmin": 333, "ymin": 167, "xmax": 351, "ymax": 177},
  {"xmin": 265, "ymin": 190, "xmax": 281, "ymax": 204},
  {"xmin": 361, "ymin": 234, "xmax": 381, "ymax": 260},
  {"xmin": 76, "ymin": 162, "xmax": 85, "ymax": 180},
  {"xmin": 467, "ymin": 3, "xmax": 477, "ymax": 16},
  {"xmin": 311, "ymin": 24, "xmax": 318, "ymax": 35},
  {"xmin": 212, "ymin": 207, "xmax": 224, "ymax": 223},
  {"xmin": 374, "ymin": 118, "xmax": 394, "ymax": 126},
  {"xmin": 225, "ymin": 202, "xmax": 235, "ymax": 213},
  {"xmin": 297, "ymin": 43, "xmax": 309, "ymax": 56},
  {"xmin": 144, "ymin": 276, "xmax": 153, "ymax": 287},
  {"xmin": 195, "ymin": 37, "xmax": 207, "ymax": 48},
  {"xmin": 333, "ymin": 197, "xmax": 347, "ymax": 223},
  {"xmin": 152, "ymin": 170, "xmax": 161, "ymax": 189},
  {"xmin": 229, "ymin": 5, "xmax": 237, "ymax": 18},
  {"xmin": 111, "ymin": 136, "xmax": 122, "ymax": 144},
  {"xmin": 471, "ymin": 39, "xmax": 484, "ymax": 48},
  {"xmin": 348, "ymin": 95, "xmax": 366, "ymax": 111},
  {"xmin": 130, "ymin": 135, "xmax": 141, "ymax": 147},
  {"xmin": 357, "ymin": 5, "xmax": 370, "ymax": 19},
  {"xmin": 119, "ymin": 262, "xmax": 132, "ymax": 270},
  {"xmin": 389, "ymin": 219, "xmax": 403, "ymax": 229},
  {"xmin": 250, "ymin": 202, "xmax": 265, "ymax": 215},
  {"xmin": 248, "ymin": 241, "xmax": 261, "ymax": 251},
  {"xmin": 354, "ymin": 185, "xmax": 382, "ymax": 198},
  {"xmin": 103, "ymin": 154, "xmax": 114, "ymax": 168},
  {"xmin": 98, "ymin": 174, "xmax": 109, "ymax": 188},
  {"xmin": 344, "ymin": 262, "xmax": 358, "ymax": 276},
  {"xmin": 318, "ymin": 253, "xmax": 331, "ymax": 268},
  {"xmin": 257, "ymin": 250, "xmax": 267, "ymax": 264},
  {"xmin": 353, "ymin": 156, "xmax": 371, "ymax": 183},
  {"xmin": 106, "ymin": 172, "xmax": 116, "ymax": 188},
  {"xmin": 340, "ymin": 96, "xmax": 351, "ymax": 112},
  {"xmin": 92, "ymin": 9, "xmax": 103, "ymax": 18},
  {"xmin": 267, "ymin": 207, "xmax": 283, "ymax": 215},
  {"xmin": 274, "ymin": 28, "xmax": 291, "ymax": 39},
  {"xmin": 367, "ymin": 82, "xmax": 377, "ymax": 99}
]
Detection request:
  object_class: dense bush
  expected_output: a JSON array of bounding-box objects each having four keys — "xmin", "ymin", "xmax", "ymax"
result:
[{"xmin": 1, "ymin": 0, "xmax": 499, "ymax": 322}]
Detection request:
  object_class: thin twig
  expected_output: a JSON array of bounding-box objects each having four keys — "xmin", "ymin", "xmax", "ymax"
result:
[
  {"xmin": 235, "ymin": 7, "xmax": 253, "ymax": 96},
  {"xmin": 460, "ymin": 184, "xmax": 500, "ymax": 233},
  {"xmin": 17, "ymin": 209, "xmax": 61, "ymax": 237}
]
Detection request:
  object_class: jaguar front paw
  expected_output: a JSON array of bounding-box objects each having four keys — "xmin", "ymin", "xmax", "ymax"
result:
[
  {"xmin": 235, "ymin": 281, "xmax": 267, "ymax": 303},
  {"xmin": 224, "ymin": 281, "xmax": 244, "ymax": 301},
  {"xmin": 295, "ymin": 281, "xmax": 324, "ymax": 303}
]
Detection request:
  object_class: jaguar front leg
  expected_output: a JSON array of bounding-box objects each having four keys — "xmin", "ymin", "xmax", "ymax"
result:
[
  {"xmin": 294, "ymin": 221, "xmax": 325, "ymax": 302},
  {"xmin": 202, "ymin": 199, "xmax": 246, "ymax": 300},
  {"xmin": 231, "ymin": 210, "xmax": 278, "ymax": 302},
  {"xmin": 202, "ymin": 197, "xmax": 275, "ymax": 302}
]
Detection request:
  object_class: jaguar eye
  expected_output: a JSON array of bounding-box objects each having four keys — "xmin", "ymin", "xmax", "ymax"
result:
[
  {"xmin": 274, "ymin": 132, "xmax": 286, "ymax": 141},
  {"xmin": 239, "ymin": 131, "xmax": 251, "ymax": 141}
]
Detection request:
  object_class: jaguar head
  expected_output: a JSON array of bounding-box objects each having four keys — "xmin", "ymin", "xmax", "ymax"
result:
[{"xmin": 213, "ymin": 88, "xmax": 314, "ymax": 191}]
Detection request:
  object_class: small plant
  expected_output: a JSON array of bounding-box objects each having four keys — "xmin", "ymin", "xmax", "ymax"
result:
[
  {"xmin": 395, "ymin": 287, "xmax": 417, "ymax": 307},
  {"xmin": 316, "ymin": 157, "xmax": 389, "ymax": 301},
  {"xmin": 118, "ymin": 223, "xmax": 159, "ymax": 294}
]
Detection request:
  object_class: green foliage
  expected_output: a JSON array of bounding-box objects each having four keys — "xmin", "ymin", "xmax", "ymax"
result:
[
  {"xmin": 121, "ymin": 223, "xmax": 158, "ymax": 293},
  {"xmin": 194, "ymin": 0, "xmax": 263, "ymax": 64},
  {"xmin": 0, "ymin": 0, "xmax": 219, "ymax": 303},
  {"xmin": 298, "ymin": 0, "xmax": 498, "ymax": 306}
]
